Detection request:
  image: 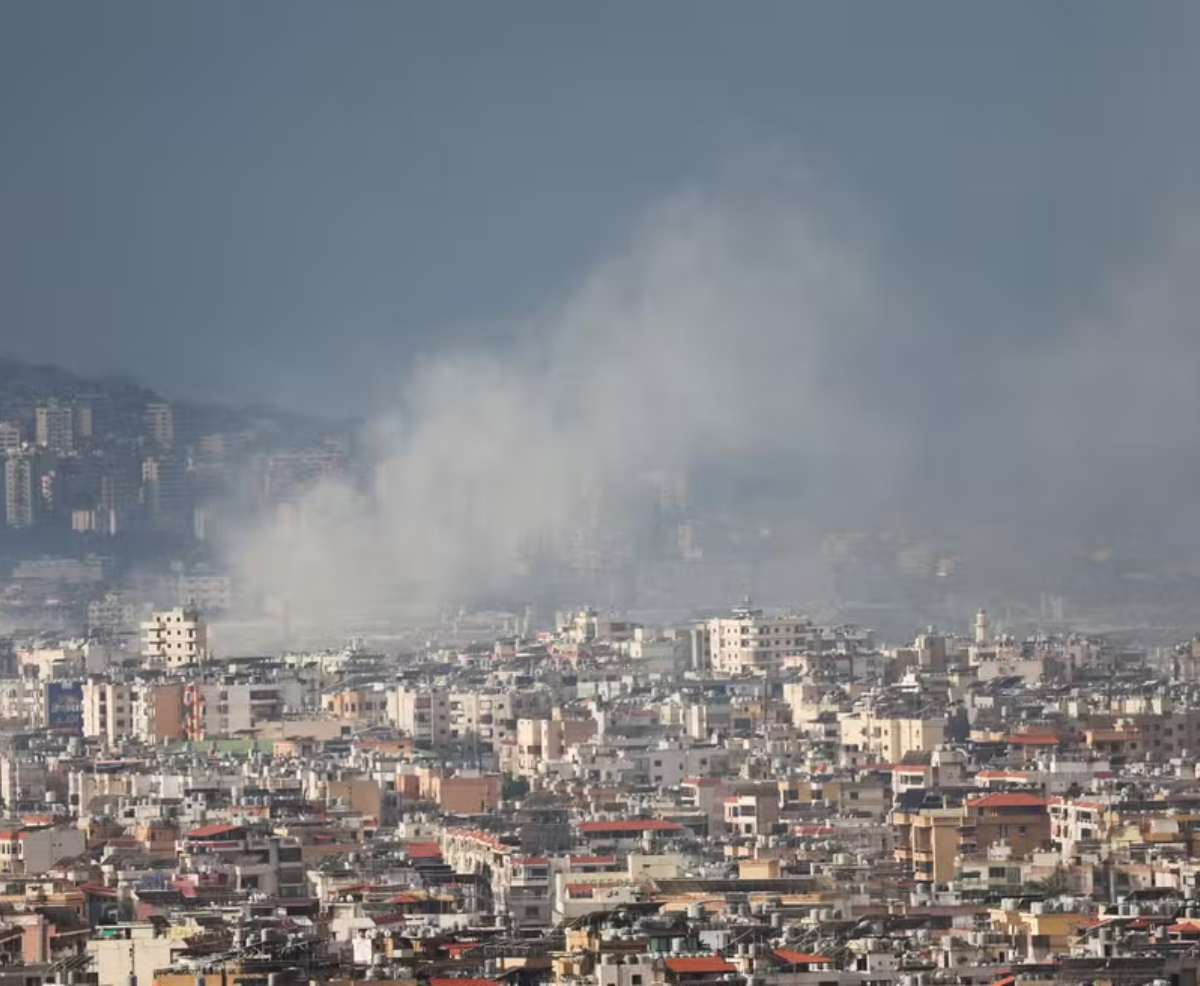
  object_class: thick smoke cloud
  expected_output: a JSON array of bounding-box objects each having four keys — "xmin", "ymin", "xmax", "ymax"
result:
[
  {"xmin": 230, "ymin": 174, "xmax": 917, "ymax": 625},
  {"xmin": 229, "ymin": 171, "xmax": 1200, "ymax": 633}
]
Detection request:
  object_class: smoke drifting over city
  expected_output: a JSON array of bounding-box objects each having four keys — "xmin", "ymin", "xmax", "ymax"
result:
[
  {"xmin": 228, "ymin": 168, "xmax": 1200, "ymax": 630},
  {"xmin": 229, "ymin": 173, "xmax": 910, "ymax": 622},
  {"xmin": 230, "ymin": 169, "xmax": 1200, "ymax": 634}
]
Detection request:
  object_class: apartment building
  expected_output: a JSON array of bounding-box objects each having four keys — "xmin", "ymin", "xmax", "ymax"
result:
[
  {"xmin": 724, "ymin": 787, "xmax": 782, "ymax": 838},
  {"xmin": 4, "ymin": 452, "xmax": 36, "ymax": 529},
  {"xmin": 839, "ymin": 712, "xmax": 947, "ymax": 764},
  {"xmin": 449, "ymin": 690, "xmax": 515, "ymax": 763},
  {"xmin": 323, "ymin": 685, "xmax": 389, "ymax": 724},
  {"xmin": 184, "ymin": 679, "xmax": 290, "ymax": 740},
  {"xmin": 141, "ymin": 606, "xmax": 207, "ymax": 668},
  {"xmin": 82, "ymin": 679, "xmax": 134, "ymax": 745},
  {"xmin": 510, "ymin": 715, "xmax": 598, "ymax": 778},
  {"xmin": 34, "ymin": 401, "xmax": 74, "ymax": 453},
  {"xmin": 388, "ymin": 686, "xmax": 451, "ymax": 749},
  {"xmin": 702, "ymin": 604, "xmax": 821, "ymax": 676}
]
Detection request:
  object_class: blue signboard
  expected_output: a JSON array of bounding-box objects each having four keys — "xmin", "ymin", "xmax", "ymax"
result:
[{"xmin": 46, "ymin": 682, "xmax": 83, "ymax": 735}]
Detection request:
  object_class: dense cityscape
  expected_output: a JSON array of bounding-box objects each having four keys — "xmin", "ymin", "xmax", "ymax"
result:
[
  {"xmin": 3, "ymin": 360, "xmax": 1200, "ymax": 986},
  {"xmin": 6, "ymin": 4, "xmax": 1200, "ymax": 986},
  {"xmin": 3, "ymin": 555, "xmax": 1200, "ymax": 986}
]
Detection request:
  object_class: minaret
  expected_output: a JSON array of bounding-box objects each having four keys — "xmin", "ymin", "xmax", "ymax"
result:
[{"xmin": 974, "ymin": 608, "xmax": 991, "ymax": 646}]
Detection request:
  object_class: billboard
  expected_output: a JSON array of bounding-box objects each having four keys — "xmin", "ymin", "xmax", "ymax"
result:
[{"xmin": 45, "ymin": 682, "xmax": 83, "ymax": 735}]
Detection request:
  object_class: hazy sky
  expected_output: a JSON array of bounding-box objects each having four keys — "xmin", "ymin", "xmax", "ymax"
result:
[{"xmin": 2, "ymin": 2, "xmax": 1199, "ymax": 415}]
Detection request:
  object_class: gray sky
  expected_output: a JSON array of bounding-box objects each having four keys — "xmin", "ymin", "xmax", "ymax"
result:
[{"xmin": 2, "ymin": 2, "xmax": 1199, "ymax": 415}]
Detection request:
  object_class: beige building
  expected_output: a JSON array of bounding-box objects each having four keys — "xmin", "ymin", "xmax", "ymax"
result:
[
  {"xmin": 839, "ymin": 712, "xmax": 946, "ymax": 764},
  {"xmin": 702, "ymin": 604, "xmax": 821, "ymax": 676},
  {"xmin": 0, "ymin": 422, "xmax": 20, "ymax": 453},
  {"xmin": 82, "ymin": 679, "xmax": 134, "ymax": 745},
  {"xmin": 324, "ymin": 686, "xmax": 389, "ymax": 724},
  {"xmin": 89, "ymin": 924, "xmax": 182, "ymax": 986},
  {"xmin": 141, "ymin": 606, "xmax": 207, "ymax": 668},
  {"xmin": 511, "ymin": 714, "xmax": 597, "ymax": 778},
  {"xmin": 724, "ymin": 788, "xmax": 781, "ymax": 838},
  {"xmin": 388, "ymin": 686, "xmax": 450, "ymax": 748},
  {"xmin": 449, "ymin": 690, "xmax": 515, "ymax": 761},
  {"xmin": 893, "ymin": 806, "xmax": 962, "ymax": 886}
]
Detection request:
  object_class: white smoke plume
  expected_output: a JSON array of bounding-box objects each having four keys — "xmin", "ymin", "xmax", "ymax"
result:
[
  {"xmin": 228, "ymin": 163, "xmax": 1200, "ymax": 639},
  {"xmin": 229, "ymin": 171, "xmax": 915, "ymax": 625}
]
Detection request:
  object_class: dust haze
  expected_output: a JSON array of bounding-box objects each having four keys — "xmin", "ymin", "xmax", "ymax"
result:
[{"xmin": 227, "ymin": 169, "xmax": 1200, "ymax": 633}]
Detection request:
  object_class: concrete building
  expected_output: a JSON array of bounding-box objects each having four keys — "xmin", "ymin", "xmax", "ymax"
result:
[
  {"xmin": 144, "ymin": 402, "xmax": 174, "ymax": 446},
  {"xmin": 142, "ymin": 454, "xmax": 189, "ymax": 532},
  {"xmin": 702, "ymin": 603, "xmax": 821, "ymax": 676},
  {"xmin": 960, "ymin": 792, "xmax": 1050, "ymax": 859},
  {"xmin": 323, "ymin": 686, "xmax": 389, "ymax": 724},
  {"xmin": 133, "ymin": 682, "xmax": 187, "ymax": 742},
  {"xmin": 141, "ymin": 606, "xmax": 207, "ymax": 668},
  {"xmin": 82, "ymin": 679, "xmax": 134, "ymax": 745},
  {"xmin": 724, "ymin": 787, "xmax": 781, "ymax": 838},
  {"xmin": 183, "ymin": 679, "xmax": 289, "ymax": 740},
  {"xmin": 19, "ymin": 826, "xmax": 86, "ymax": 874},
  {"xmin": 512, "ymin": 715, "xmax": 597, "ymax": 778},
  {"xmin": 0, "ymin": 422, "xmax": 21, "ymax": 453},
  {"xmin": 839, "ymin": 712, "xmax": 947, "ymax": 764},
  {"xmin": 34, "ymin": 401, "xmax": 73, "ymax": 453},
  {"xmin": 3, "ymin": 452, "xmax": 35, "ymax": 529},
  {"xmin": 0, "ymin": 757, "xmax": 46, "ymax": 811},
  {"xmin": 388, "ymin": 686, "xmax": 451, "ymax": 749},
  {"xmin": 449, "ymin": 689, "xmax": 515, "ymax": 763},
  {"xmin": 88, "ymin": 924, "xmax": 182, "ymax": 986}
]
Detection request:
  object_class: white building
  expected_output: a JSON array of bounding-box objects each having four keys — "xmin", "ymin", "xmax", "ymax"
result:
[
  {"xmin": 82, "ymin": 680, "xmax": 134, "ymax": 745},
  {"xmin": 702, "ymin": 603, "xmax": 821, "ymax": 676},
  {"xmin": 388, "ymin": 686, "xmax": 451, "ymax": 748},
  {"xmin": 141, "ymin": 606, "xmax": 207, "ymax": 668}
]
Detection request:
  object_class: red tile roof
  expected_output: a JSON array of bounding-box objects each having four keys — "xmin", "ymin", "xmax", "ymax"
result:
[
  {"xmin": 578, "ymin": 819, "xmax": 684, "ymax": 833},
  {"xmin": 664, "ymin": 957, "xmax": 736, "ymax": 974},
  {"xmin": 774, "ymin": 950, "xmax": 833, "ymax": 965},
  {"xmin": 186, "ymin": 823, "xmax": 243, "ymax": 839}
]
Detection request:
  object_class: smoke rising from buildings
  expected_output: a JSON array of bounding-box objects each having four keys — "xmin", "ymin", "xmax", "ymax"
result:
[
  {"xmin": 229, "ymin": 171, "xmax": 1200, "ymax": 630},
  {"xmin": 230, "ymin": 172, "xmax": 916, "ymax": 623}
]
